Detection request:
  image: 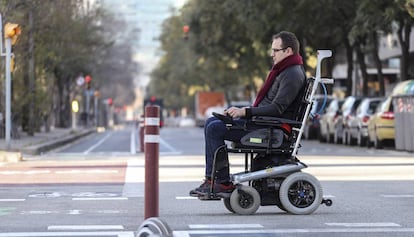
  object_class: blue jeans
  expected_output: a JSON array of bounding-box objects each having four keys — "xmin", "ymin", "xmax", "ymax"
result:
[{"xmin": 204, "ymin": 116, "xmax": 250, "ymax": 183}]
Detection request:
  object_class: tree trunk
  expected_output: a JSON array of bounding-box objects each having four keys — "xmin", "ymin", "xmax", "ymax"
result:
[
  {"xmin": 344, "ymin": 37, "xmax": 353, "ymax": 97},
  {"xmin": 371, "ymin": 31, "xmax": 384, "ymax": 96},
  {"xmin": 396, "ymin": 19, "xmax": 412, "ymax": 82},
  {"xmin": 355, "ymin": 44, "xmax": 369, "ymax": 96}
]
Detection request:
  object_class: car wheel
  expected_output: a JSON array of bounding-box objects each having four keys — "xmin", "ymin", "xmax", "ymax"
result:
[
  {"xmin": 349, "ymin": 131, "xmax": 357, "ymax": 146},
  {"xmin": 356, "ymin": 132, "xmax": 361, "ymax": 146},
  {"xmin": 319, "ymin": 131, "xmax": 326, "ymax": 143},
  {"xmin": 325, "ymin": 128, "xmax": 331, "ymax": 143},
  {"xmin": 334, "ymin": 128, "xmax": 342, "ymax": 144},
  {"xmin": 374, "ymin": 135, "xmax": 383, "ymax": 149},
  {"xmin": 342, "ymin": 130, "xmax": 348, "ymax": 145}
]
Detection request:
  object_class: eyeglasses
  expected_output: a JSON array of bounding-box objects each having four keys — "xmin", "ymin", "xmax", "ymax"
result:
[{"xmin": 271, "ymin": 47, "xmax": 288, "ymax": 53}]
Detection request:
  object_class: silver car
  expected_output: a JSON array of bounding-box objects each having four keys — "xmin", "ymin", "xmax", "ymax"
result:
[
  {"xmin": 319, "ymin": 98, "xmax": 344, "ymax": 143},
  {"xmin": 347, "ymin": 97, "xmax": 383, "ymax": 146}
]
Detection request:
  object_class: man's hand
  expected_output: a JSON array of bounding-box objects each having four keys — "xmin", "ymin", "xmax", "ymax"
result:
[{"xmin": 225, "ymin": 106, "xmax": 246, "ymax": 118}]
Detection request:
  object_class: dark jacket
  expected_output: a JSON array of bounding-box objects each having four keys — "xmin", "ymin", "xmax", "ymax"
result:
[{"xmin": 246, "ymin": 64, "xmax": 305, "ymax": 120}]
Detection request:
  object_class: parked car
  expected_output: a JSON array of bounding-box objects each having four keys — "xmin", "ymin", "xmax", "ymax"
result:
[
  {"xmin": 367, "ymin": 96, "xmax": 395, "ymax": 148},
  {"xmin": 347, "ymin": 97, "xmax": 383, "ymax": 146},
  {"xmin": 303, "ymin": 95, "xmax": 333, "ymax": 139},
  {"xmin": 319, "ymin": 98, "xmax": 344, "ymax": 143},
  {"xmin": 333, "ymin": 96, "xmax": 363, "ymax": 144}
]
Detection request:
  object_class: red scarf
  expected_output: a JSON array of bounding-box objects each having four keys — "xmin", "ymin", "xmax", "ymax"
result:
[{"xmin": 253, "ymin": 54, "xmax": 303, "ymax": 107}]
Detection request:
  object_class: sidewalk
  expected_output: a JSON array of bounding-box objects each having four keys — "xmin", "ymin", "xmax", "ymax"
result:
[{"xmin": 0, "ymin": 127, "xmax": 95, "ymax": 162}]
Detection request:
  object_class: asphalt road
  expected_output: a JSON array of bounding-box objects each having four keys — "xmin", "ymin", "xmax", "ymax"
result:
[{"xmin": 0, "ymin": 125, "xmax": 412, "ymax": 237}]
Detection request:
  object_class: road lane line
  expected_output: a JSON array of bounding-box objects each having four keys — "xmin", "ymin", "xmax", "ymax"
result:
[
  {"xmin": 83, "ymin": 133, "xmax": 111, "ymax": 154},
  {"xmin": 72, "ymin": 197, "xmax": 128, "ymax": 201},
  {"xmin": 174, "ymin": 228, "xmax": 414, "ymax": 235},
  {"xmin": 0, "ymin": 232, "xmax": 134, "ymax": 237},
  {"xmin": 47, "ymin": 225, "xmax": 124, "ymax": 230},
  {"xmin": 325, "ymin": 222, "xmax": 401, "ymax": 227},
  {"xmin": 189, "ymin": 224, "xmax": 264, "ymax": 229},
  {"xmin": 0, "ymin": 199, "xmax": 25, "ymax": 202},
  {"xmin": 381, "ymin": 194, "xmax": 414, "ymax": 198},
  {"xmin": 176, "ymin": 196, "xmax": 198, "ymax": 200}
]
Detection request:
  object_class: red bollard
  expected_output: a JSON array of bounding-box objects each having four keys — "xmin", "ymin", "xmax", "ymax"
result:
[{"xmin": 144, "ymin": 105, "xmax": 160, "ymax": 219}]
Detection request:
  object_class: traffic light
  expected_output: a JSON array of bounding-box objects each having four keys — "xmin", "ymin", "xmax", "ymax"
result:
[
  {"xmin": 4, "ymin": 23, "xmax": 21, "ymax": 45},
  {"xmin": 85, "ymin": 75, "xmax": 92, "ymax": 89},
  {"xmin": 183, "ymin": 25, "xmax": 190, "ymax": 40}
]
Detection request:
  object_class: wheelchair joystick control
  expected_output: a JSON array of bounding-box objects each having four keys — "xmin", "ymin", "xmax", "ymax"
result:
[{"xmin": 212, "ymin": 112, "xmax": 234, "ymax": 124}]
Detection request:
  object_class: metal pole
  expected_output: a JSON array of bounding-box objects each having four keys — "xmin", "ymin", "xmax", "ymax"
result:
[
  {"xmin": 94, "ymin": 95, "xmax": 98, "ymax": 126},
  {"xmin": 144, "ymin": 105, "xmax": 160, "ymax": 218},
  {"xmin": 5, "ymin": 38, "xmax": 12, "ymax": 150},
  {"xmin": 85, "ymin": 90, "xmax": 90, "ymax": 127}
]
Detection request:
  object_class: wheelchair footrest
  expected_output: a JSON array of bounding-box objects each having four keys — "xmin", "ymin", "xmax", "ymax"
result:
[{"xmin": 195, "ymin": 191, "xmax": 231, "ymax": 201}]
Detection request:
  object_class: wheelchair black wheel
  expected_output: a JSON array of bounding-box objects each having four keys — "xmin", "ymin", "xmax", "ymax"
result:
[
  {"xmin": 230, "ymin": 185, "xmax": 260, "ymax": 215},
  {"xmin": 223, "ymin": 198, "xmax": 235, "ymax": 213},
  {"xmin": 279, "ymin": 172, "xmax": 323, "ymax": 215}
]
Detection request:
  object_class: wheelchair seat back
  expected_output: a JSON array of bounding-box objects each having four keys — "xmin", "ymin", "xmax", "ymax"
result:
[{"xmin": 293, "ymin": 77, "xmax": 315, "ymax": 127}]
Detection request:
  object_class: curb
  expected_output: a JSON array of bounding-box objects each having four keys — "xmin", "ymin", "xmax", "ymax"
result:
[{"xmin": 20, "ymin": 129, "xmax": 95, "ymax": 156}]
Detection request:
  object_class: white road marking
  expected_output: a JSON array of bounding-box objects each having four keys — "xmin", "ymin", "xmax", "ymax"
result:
[
  {"xmin": 48, "ymin": 225, "xmax": 124, "ymax": 230},
  {"xmin": 20, "ymin": 210, "xmax": 59, "ymax": 215},
  {"xmin": 176, "ymin": 196, "xmax": 198, "ymax": 200},
  {"xmin": 381, "ymin": 194, "xmax": 414, "ymax": 198},
  {"xmin": 20, "ymin": 209, "xmax": 128, "ymax": 215},
  {"xmin": 54, "ymin": 169, "xmax": 118, "ymax": 174},
  {"xmin": 83, "ymin": 133, "xmax": 112, "ymax": 154},
  {"xmin": 67, "ymin": 210, "xmax": 81, "ymax": 215},
  {"xmin": 122, "ymin": 159, "xmax": 144, "ymax": 197},
  {"xmin": 189, "ymin": 224, "xmax": 264, "ymax": 229},
  {"xmin": 0, "ymin": 170, "xmax": 50, "ymax": 175},
  {"xmin": 0, "ymin": 231, "xmax": 134, "ymax": 236},
  {"xmin": 174, "ymin": 228, "xmax": 414, "ymax": 235},
  {"xmin": 0, "ymin": 199, "xmax": 25, "ymax": 202},
  {"xmin": 72, "ymin": 197, "xmax": 128, "ymax": 201},
  {"xmin": 325, "ymin": 222, "xmax": 401, "ymax": 227}
]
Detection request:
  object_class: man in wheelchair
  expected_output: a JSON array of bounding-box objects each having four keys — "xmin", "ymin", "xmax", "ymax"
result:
[{"xmin": 190, "ymin": 31, "xmax": 306, "ymax": 197}]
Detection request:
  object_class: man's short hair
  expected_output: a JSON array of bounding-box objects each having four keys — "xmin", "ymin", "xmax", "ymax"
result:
[{"xmin": 273, "ymin": 31, "xmax": 300, "ymax": 54}]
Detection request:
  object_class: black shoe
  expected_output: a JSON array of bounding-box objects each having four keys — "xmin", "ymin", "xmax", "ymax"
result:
[{"xmin": 189, "ymin": 179, "xmax": 211, "ymax": 196}]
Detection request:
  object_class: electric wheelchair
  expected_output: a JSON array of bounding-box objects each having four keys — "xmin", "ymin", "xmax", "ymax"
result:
[{"xmin": 192, "ymin": 50, "xmax": 333, "ymax": 215}]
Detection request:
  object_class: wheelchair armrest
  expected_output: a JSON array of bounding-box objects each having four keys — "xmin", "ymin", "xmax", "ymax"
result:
[{"xmin": 251, "ymin": 116, "xmax": 302, "ymax": 128}]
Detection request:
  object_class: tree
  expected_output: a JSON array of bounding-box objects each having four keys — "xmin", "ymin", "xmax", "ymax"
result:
[{"xmin": 1, "ymin": 0, "xmax": 138, "ymax": 133}]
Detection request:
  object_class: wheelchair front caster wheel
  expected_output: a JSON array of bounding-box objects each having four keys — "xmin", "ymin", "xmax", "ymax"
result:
[{"xmin": 229, "ymin": 185, "xmax": 260, "ymax": 215}]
